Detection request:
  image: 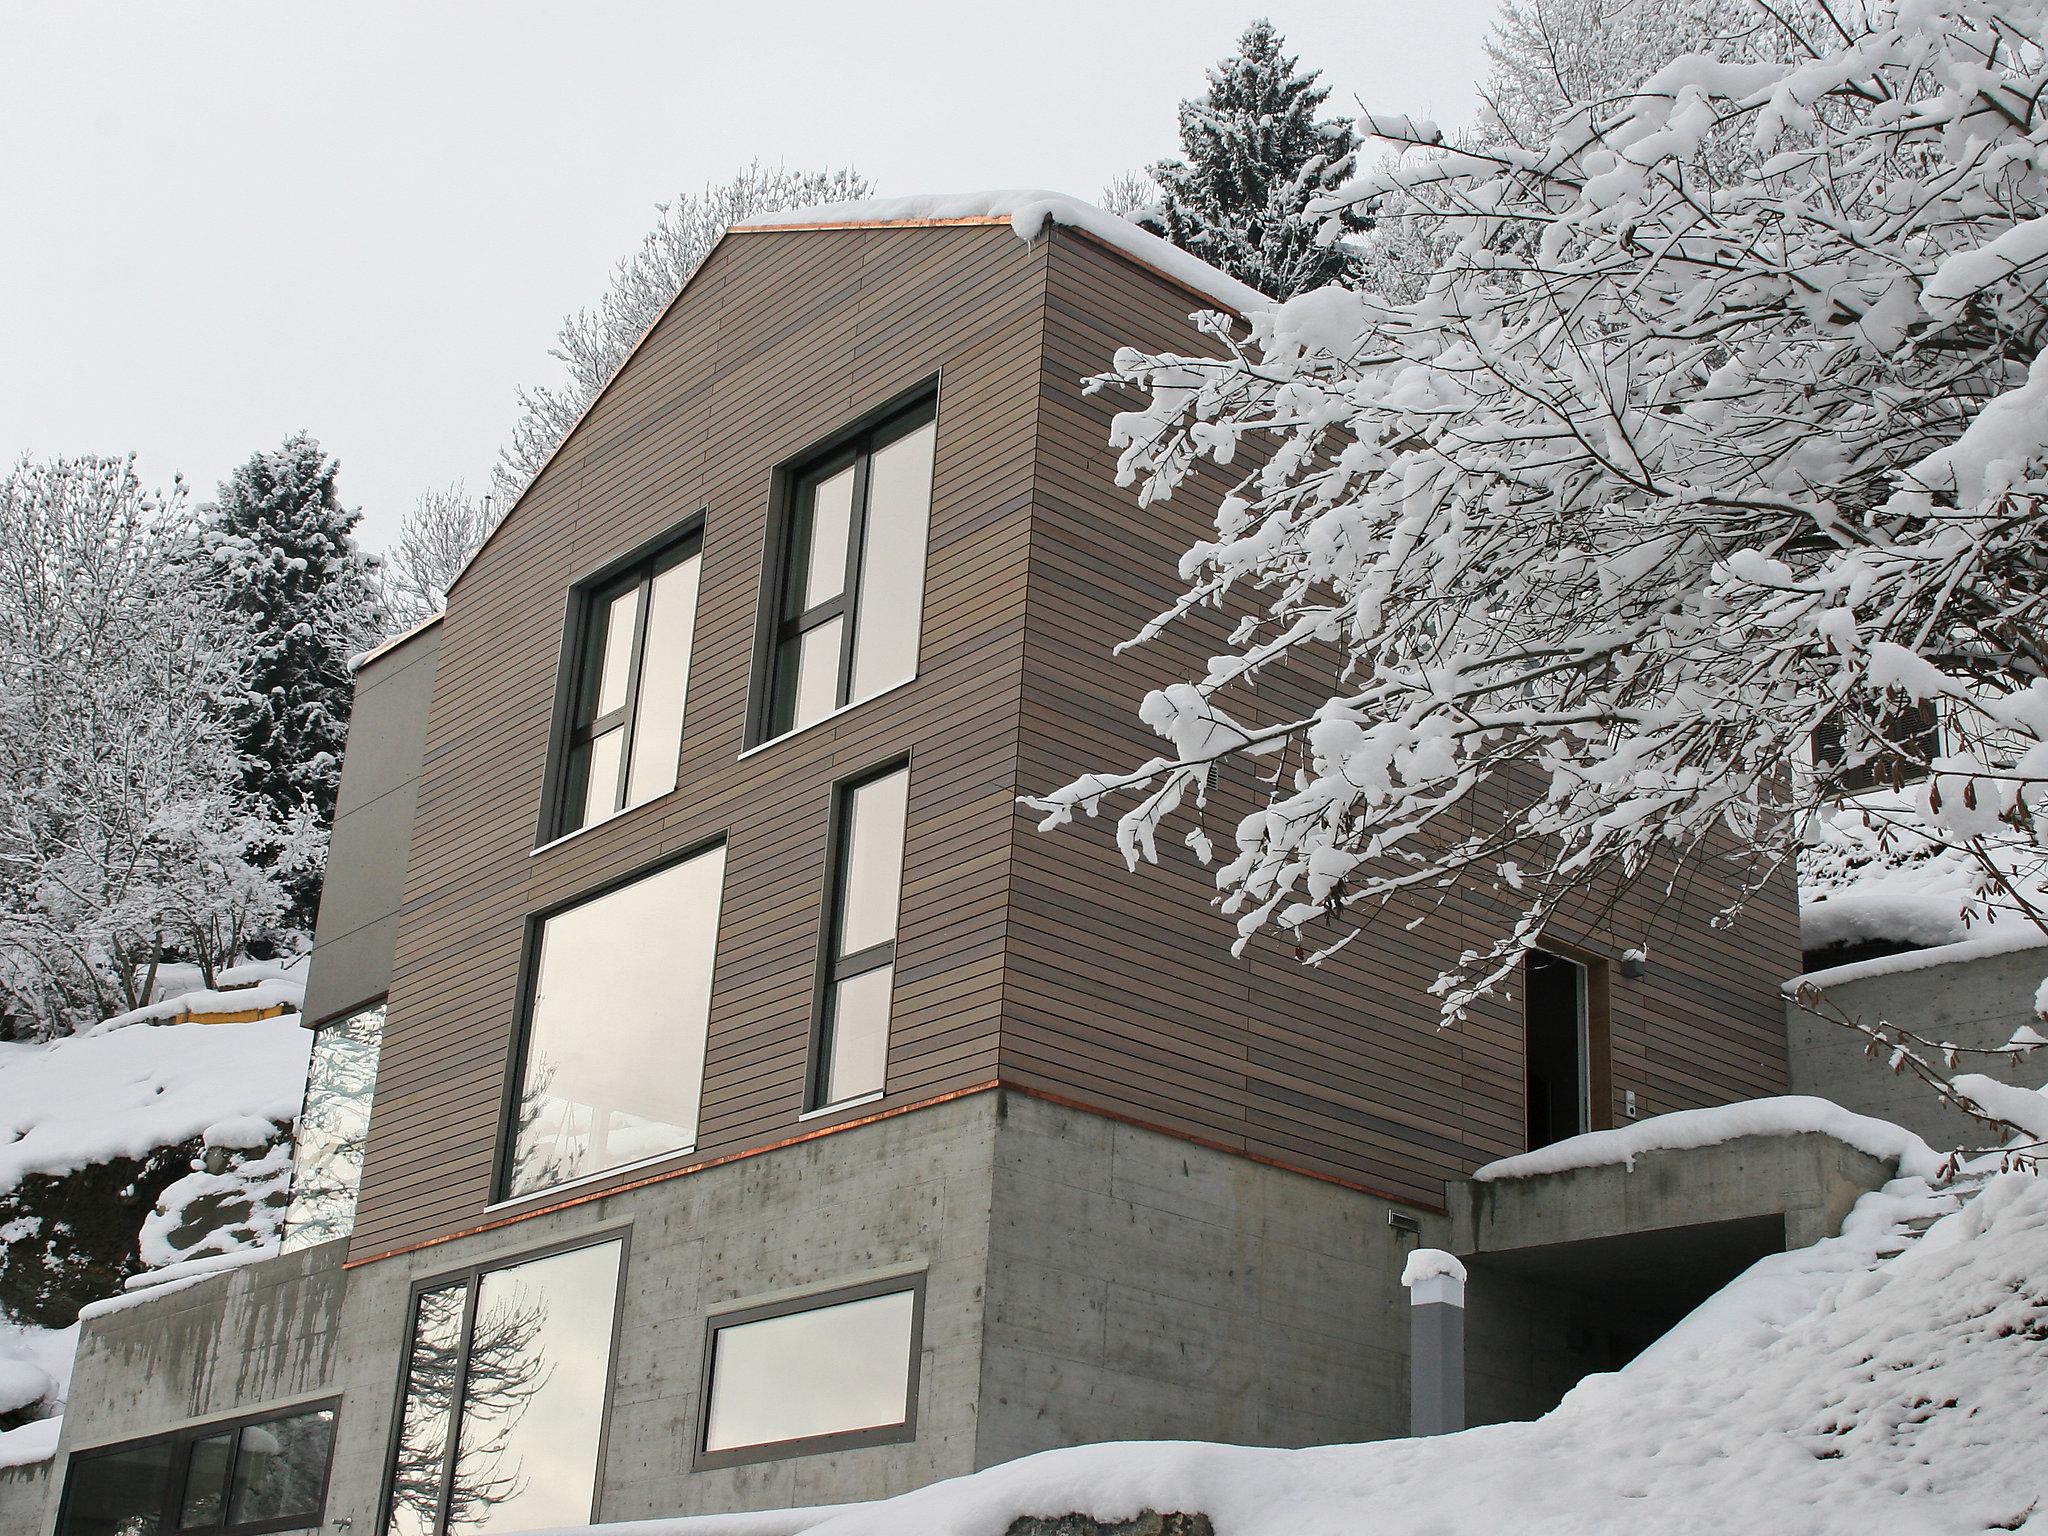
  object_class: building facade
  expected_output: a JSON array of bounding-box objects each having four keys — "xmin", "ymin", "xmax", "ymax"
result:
[{"xmin": 36, "ymin": 208, "xmax": 1803, "ymax": 1536}]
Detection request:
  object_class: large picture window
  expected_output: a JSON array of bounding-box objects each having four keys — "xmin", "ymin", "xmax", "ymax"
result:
[
  {"xmin": 57, "ymin": 1403, "xmax": 338, "ymax": 1536},
  {"xmin": 763, "ymin": 402, "xmax": 936, "ymax": 739},
  {"xmin": 385, "ymin": 1239, "xmax": 623, "ymax": 1536},
  {"xmin": 697, "ymin": 1277, "xmax": 922, "ymax": 1467},
  {"xmin": 810, "ymin": 763, "xmax": 909, "ymax": 1110},
  {"xmin": 503, "ymin": 843, "xmax": 725, "ymax": 1200},
  {"xmin": 280, "ymin": 1001, "xmax": 384, "ymax": 1251},
  {"xmin": 553, "ymin": 532, "xmax": 701, "ymax": 838}
]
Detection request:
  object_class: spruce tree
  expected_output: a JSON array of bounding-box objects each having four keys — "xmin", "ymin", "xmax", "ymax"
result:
[
  {"xmin": 201, "ymin": 434, "xmax": 383, "ymax": 926},
  {"xmin": 1143, "ymin": 19, "xmax": 1370, "ymax": 299}
]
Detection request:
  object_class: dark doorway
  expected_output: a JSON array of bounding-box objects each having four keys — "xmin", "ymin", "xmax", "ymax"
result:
[{"xmin": 1525, "ymin": 950, "xmax": 1589, "ymax": 1149}]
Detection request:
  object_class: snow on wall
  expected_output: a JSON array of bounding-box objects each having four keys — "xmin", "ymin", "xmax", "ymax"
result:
[
  {"xmin": 1789, "ymin": 928, "xmax": 2048, "ymax": 991},
  {"xmin": 1470, "ymin": 1095, "xmax": 1940, "ymax": 1183},
  {"xmin": 734, "ymin": 191, "xmax": 1270, "ymax": 316}
]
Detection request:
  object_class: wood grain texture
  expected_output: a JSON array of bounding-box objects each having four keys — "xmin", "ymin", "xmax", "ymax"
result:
[{"xmin": 348, "ymin": 221, "xmax": 1796, "ymax": 1262}]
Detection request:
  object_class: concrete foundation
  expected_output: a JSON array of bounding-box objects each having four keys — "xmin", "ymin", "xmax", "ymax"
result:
[
  {"xmin": 43, "ymin": 1096, "xmax": 1906, "ymax": 1535},
  {"xmin": 0, "ymin": 1462, "xmax": 50, "ymax": 1536},
  {"xmin": 1789, "ymin": 942, "xmax": 2048, "ymax": 1149}
]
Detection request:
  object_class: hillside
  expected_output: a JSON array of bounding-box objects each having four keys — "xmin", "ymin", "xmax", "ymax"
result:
[{"xmin": 0, "ymin": 994, "xmax": 310, "ymax": 1466}]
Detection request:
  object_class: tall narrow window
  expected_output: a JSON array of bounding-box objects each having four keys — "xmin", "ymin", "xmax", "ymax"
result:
[
  {"xmin": 385, "ymin": 1241, "xmax": 623, "ymax": 1536},
  {"xmin": 280, "ymin": 1002, "xmax": 384, "ymax": 1251},
  {"xmin": 810, "ymin": 764, "xmax": 909, "ymax": 1110},
  {"xmin": 503, "ymin": 844, "xmax": 725, "ymax": 1199},
  {"xmin": 765, "ymin": 403, "xmax": 936, "ymax": 739},
  {"xmin": 1524, "ymin": 950, "xmax": 1590, "ymax": 1150},
  {"xmin": 556, "ymin": 534, "xmax": 701, "ymax": 837}
]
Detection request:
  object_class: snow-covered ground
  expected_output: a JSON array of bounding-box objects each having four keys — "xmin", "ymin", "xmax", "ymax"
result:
[
  {"xmin": 532, "ymin": 1090, "xmax": 2048, "ymax": 1536},
  {"xmin": 0, "ymin": 1005, "xmax": 311, "ymax": 1467}
]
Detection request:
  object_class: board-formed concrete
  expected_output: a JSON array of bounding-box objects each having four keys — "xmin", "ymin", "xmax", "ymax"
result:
[{"xmin": 1789, "ymin": 941, "xmax": 2048, "ymax": 1149}]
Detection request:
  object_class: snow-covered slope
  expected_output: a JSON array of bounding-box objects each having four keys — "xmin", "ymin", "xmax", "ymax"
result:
[
  {"xmin": 0, "ymin": 1008, "xmax": 311, "ymax": 1466},
  {"xmin": 549, "ymin": 1098, "xmax": 2048, "ymax": 1536}
]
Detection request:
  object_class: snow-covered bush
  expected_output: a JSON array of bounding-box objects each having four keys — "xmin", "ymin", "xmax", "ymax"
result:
[{"xmin": 1031, "ymin": 3, "xmax": 2048, "ymax": 1068}]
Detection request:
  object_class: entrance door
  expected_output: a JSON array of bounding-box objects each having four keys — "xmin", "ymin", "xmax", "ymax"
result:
[{"xmin": 1524, "ymin": 950, "xmax": 1590, "ymax": 1149}]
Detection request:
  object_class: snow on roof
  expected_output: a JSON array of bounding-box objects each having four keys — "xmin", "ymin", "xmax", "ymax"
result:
[
  {"xmin": 1472, "ymin": 1094, "xmax": 1940, "ymax": 1183},
  {"xmin": 1789, "ymin": 927, "xmax": 2048, "ymax": 992},
  {"xmin": 350, "ymin": 609, "xmax": 444, "ymax": 675},
  {"xmin": 733, "ymin": 190, "xmax": 1269, "ymax": 317}
]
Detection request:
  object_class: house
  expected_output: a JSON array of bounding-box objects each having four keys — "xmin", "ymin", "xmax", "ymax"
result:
[{"xmin": 35, "ymin": 196, "xmax": 1813, "ymax": 1536}]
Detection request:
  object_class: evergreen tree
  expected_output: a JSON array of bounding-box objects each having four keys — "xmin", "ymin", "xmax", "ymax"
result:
[
  {"xmin": 201, "ymin": 434, "xmax": 383, "ymax": 926},
  {"xmin": 1142, "ymin": 20, "xmax": 1370, "ymax": 299}
]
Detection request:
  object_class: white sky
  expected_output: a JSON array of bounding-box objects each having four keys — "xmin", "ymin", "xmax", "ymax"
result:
[{"xmin": 1, "ymin": 2, "xmax": 1497, "ymax": 551}]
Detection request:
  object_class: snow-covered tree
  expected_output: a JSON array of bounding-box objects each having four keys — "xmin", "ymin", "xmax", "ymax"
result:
[
  {"xmin": 0, "ymin": 456, "xmax": 298, "ymax": 1037},
  {"xmin": 382, "ymin": 482, "xmax": 495, "ymax": 629},
  {"xmin": 200, "ymin": 434, "xmax": 382, "ymax": 924},
  {"xmin": 1031, "ymin": 1, "xmax": 2048, "ymax": 1140},
  {"xmin": 1100, "ymin": 169, "xmax": 1161, "ymax": 223},
  {"xmin": 495, "ymin": 162, "xmax": 870, "ymax": 503},
  {"xmin": 1141, "ymin": 20, "xmax": 1372, "ymax": 298}
]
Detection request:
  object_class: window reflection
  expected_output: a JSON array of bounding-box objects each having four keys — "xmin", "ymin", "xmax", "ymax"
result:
[
  {"xmin": 506, "ymin": 847, "xmax": 724, "ymax": 1199},
  {"xmin": 385, "ymin": 1243, "xmax": 622, "ymax": 1536},
  {"xmin": 226, "ymin": 1410, "xmax": 334, "ymax": 1527},
  {"xmin": 59, "ymin": 1407, "xmax": 335, "ymax": 1536},
  {"xmin": 703, "ymin": 1287, "xmax": 917, "ymax": 1455},
  {"xmin": 813, "ymin": 765, "xmax": 907, "ymax": 1110},
  {"xmin": 61, "ymin": 1441, "xmax": 175, "ymax": 1536},
  {"xmin": 280, "ymin": 1003, "xmax": 384, "ymax": 1252}
]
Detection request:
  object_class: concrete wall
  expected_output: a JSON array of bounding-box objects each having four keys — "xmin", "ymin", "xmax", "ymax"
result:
[
  {"xmin": 1789, "ymin": 942, "xmax": 2048, "ymax": 1149},
  {"xmin": 977, "ymin": 1091, "xmax": 1444, "ymax": 1461},
  {"xmin": 302, "ymin": 622, "xmax": 439, "ymax": 1028},
  {"xmin": 0, "ymin": 1462, "xmax": 50, "ymax": 1536}
]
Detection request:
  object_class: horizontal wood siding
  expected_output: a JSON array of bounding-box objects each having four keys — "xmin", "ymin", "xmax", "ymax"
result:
[
  {"xmin": 351, "ymin": 224, "xmax": 1045, "ymax": 1260},
  {"xmin": 1005, "ymin": 229, "xmax": 1795, "ymax": 1206}
]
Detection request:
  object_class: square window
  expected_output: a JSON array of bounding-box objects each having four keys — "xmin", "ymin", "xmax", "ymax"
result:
[
  {"xmin": 502, "ymin": 844, "xmax": 726, "ymax": 1200},
  {"xmin": 760, "ymin": 402, "xmax": 936, "ymax": 741},
  {"xmin": 697, "ymin": 1277, "xmax": 922, "ymax": 1466},
  {"xmin": 550, "ymin": 532, "xmax": 702, "ymax": 840}
]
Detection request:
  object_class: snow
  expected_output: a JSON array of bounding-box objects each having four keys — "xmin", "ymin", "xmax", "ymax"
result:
[
  {"xmin": 0, "ymin": 1016, "xmax": 309, "ymax": 1192},
  {"xmin": 1471, "ymin": 1095, "xmax": 1940, "ymax": 1183},
  {"xmin": 1791, "ymin": 928, "xmax": 2048, "ymax": 991},
  {"xmin": 528, "ymin": 1137, "xmax": 2048, "ymax": 1536},
  {"xmin": 734, "ymin": 191, "xmax": 1269, "ymax": 316},
  {"xmin": 91, "ymin": 971, "xmax": 304, "ymax": 1033},
  {"xmin": 1398, "ymin": 1248, "xmax": 1466, "ymax": 1286},
  {"xmin": 0, "ymin": 1414, "xmax": 62, "ymax": 1472}
]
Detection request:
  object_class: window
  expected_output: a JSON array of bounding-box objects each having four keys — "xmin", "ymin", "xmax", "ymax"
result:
[
  {"xmin": 1525, "ymin": 950, "xmax": 1595, "ymax": 1150},
  {"xmin": 385, "ymin": 1239, "xmax": 623, "ymax": 1536},
  {"xmin": 763, "ymin": 402, "xmax": 937, "ymax": 739},
  {"xmin": 502, "ymin": 844, "xmax": 725, "ymax": 1200},
  {"xmin": 697, "ymin": 1277, "xmax": 922, "ymax": 1466},
  {"xmin": 280, "ymin": 1002, "xmax": 384, "ymax": 1251},
  {"xmin": 810, "ymin": 763, "xmax": 909, "ymax": 1110},
  {"xmin": 57, "ymin": 1405, "xmax": 338, "ymax": 1536},
  {"xmin": 552, "ymin": 532, "xmax": 702, "ymax": 838}
]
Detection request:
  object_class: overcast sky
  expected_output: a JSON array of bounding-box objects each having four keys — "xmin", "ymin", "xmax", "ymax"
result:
[{"xmin": 1, "ymin": 2, "xmax": 1497, "ymax": 551}]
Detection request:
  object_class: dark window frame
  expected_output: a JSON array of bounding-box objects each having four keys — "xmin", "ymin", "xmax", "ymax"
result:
[
  {"xmin": 806, "ymin": 758, "xmax": 911, "ymax": 1112},
  {"xmin": 536, "ymin": 512, "xmax": 706, "ymax": 846},
  {"xmin": 55, "ymin": 1397, "xmax": 342, "ymax": 1536},
  {"xmin": 377, "ymin": 1230, "xmax": 632, "ymax": 1536},
  {"xmin": 491, "ymin": 834, "xmax": 729, "ymax": 1205},
  {"xmin": 747, "ymin": 383, "xmax": 940, "ymax": 747},
  {"xmin": 691, "ymin": 1272, "xmax": 926, "ymax": 1471}
]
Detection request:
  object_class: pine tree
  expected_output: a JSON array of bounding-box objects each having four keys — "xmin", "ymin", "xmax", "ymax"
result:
[
  {"xmin": 1142, "ymin": 20, "xmax": 1370, "ymax": 299},
  {"xmin": 201, "ymin": 434, "xmax": 383, "ymax": 926}
]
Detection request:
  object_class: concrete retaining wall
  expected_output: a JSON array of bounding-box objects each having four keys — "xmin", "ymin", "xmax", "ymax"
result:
[{"xmin": 1789, "ymin": 942, "xmax": 2048, "ymax": 1148}]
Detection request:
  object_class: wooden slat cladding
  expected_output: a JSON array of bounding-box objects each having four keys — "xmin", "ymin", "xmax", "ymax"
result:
[
  {"xmin": 1005, "ymin": 228, "xmax": 1796, "ymax": 1207},
  {"xmin": 353, "ymin": 217, "xmax": 1796, "ymax": 1264},
  {"xmin": 351, "ymin": 224, "xmax": 1045, "ymax": 1260}
]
